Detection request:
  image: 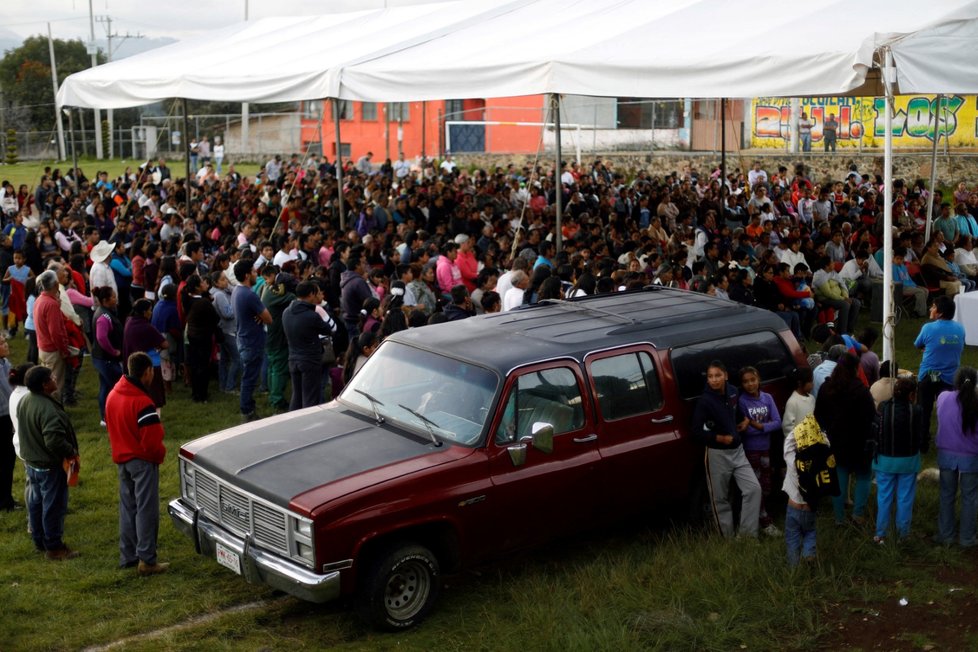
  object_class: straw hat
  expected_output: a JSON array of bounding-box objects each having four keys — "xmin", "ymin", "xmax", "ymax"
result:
[{"xmin": 90, "ymin": 240, "xmax": 114, "ymax": 263}]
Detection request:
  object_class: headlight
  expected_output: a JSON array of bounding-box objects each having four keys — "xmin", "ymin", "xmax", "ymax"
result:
[
  {"xmin": 296, "ymin": 542, "xmax": 314, "ymax": 563},
  {"xmin": 183, "ymin": 464, "xmax": 196, "ymax": 502},
  {"xmin": 295, "ymin": 519, "xmax": 312, "ymax": 538}
]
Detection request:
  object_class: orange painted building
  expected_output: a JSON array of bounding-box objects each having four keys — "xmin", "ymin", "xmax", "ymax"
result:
[{"xmin": 299, "ymin": 96, "xmax": 547, "ymax": 162}]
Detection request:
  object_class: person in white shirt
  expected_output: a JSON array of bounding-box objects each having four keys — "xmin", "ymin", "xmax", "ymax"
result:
[
  {"xmin": 747, "ymin": 162, "xmax": 768, "ymax": 190},
  {"xmin": 954, "ymin": 237, "xmax": 978, "ymax": 277},
  {"xmin": 439, "ymin": 154, "xmax": 457, "ymax": 175},
  {"xmin": 213, "ymin": 137, "xmax": 225, "ymax": 175},
  {"xmin": 272, "ymin": 234, "xmax": 298, "ymax": 267},
  {"xmin": 779, "ymin": 239, "xmax": 809, "ymax": 273},
  {"xmin": 502, "ymin": 270, "xmax": 529, "ymax": 312},
  {"xmin": 392, "ymin": 154, "xmax": 411, "ymax": 180}
]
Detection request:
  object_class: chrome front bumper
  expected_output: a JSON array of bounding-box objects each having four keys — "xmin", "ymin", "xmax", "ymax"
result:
[{"xmin": 168, "ymin": 498, "xmax": 341, "ymax": 603}]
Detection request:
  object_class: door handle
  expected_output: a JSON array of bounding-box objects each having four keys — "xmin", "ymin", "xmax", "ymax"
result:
[
  {"xmin": 651, "ymin": 415, "xmax": 674, "ymax": 424},
  {"xmin": 573, "ymin": 434, "xmax": 598, "ymax": 444}
]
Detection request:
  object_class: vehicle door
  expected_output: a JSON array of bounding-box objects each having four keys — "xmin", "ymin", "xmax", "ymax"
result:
[
  {"xmin": 485, "ymin": 361, "xmax": 600, "ymax": 553},
  {"xmin": 585, "ymin": 345, "xmax": 687, "ymax": 518}
]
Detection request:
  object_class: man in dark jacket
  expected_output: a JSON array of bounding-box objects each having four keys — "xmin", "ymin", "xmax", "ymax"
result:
[
  {"xmin": 340, "ymin": 256, "xmax": 373, "ymax": 340},
  {"xmin": 690, "ymin": 360, "xmax": 761, "ymax": 538},
  {"xmin": 106, "ymin": 352, "xmax": 168, "ymax": 575},
  {"xmin": 17, "ymin": 365, "xmax": 79, "ymax": 559},
  {"xmin": 283, "ymin": 281, "xmax": 337, "ymax": 410},
  {"xmin": 443, "ymin": 285, "xmax": 475, "ymax": 321}
]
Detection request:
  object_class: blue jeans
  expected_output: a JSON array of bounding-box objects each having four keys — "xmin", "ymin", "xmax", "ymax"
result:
[
  {"xmin": 238, "ymin": 344, "xmax": 264, "ymax": 416},
  {"xmin": 785, "ymin": 504, "xmax": 817, "ymax": 566},
  {"xmin": 26, "ymin": 465, "xmax": 68, "ymax": 551},
  {"xmin": 938, "ymin": 469, "xmax": 978, "ymax": 546},
  {"xmin": 118, "ymin": 459, "xmax": 160, "ymax": 565},
  {"xmin": 92, "ymin": 357, "xmax": 123, "ymax": 420},
  {"xmin": 832, "ymin": 465, "xmax": 871, "ymax": 524},
  {"xmin": 218, "ymin": 334, "xmax": 241, "ymax": 392},
  {"xmin": 875, "ymin": 471, "xmax": 917, "ymax": 539},
  {"xmin": 800, "ymin": 132, "xmax": 812, "ymax": 152}
]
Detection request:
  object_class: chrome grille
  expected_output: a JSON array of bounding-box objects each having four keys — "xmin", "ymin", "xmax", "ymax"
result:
[
  {"xmin": 253, "ymin": 503, "xmax": 288, "ymax": 550},
  {"xmin": 185, "ymin": 463, "xmax": 297, "ymax": 560},
  {"xmin": 218, "ymin": 485, "xmax": 251, "ymax": 534}
]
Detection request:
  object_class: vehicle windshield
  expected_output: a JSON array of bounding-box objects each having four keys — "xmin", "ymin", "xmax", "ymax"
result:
[{"xmin": 338, "ymin": 341, "xmax": 499, "ymax": 446}]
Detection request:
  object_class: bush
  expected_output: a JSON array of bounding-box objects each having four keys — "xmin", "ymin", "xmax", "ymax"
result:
[{"xmin": 5, "ymin": 129, "xmax": 17, "ymax": 165}]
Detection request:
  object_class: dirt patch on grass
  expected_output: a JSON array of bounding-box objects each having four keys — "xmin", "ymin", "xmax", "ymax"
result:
[{"xmin": 822, "ymin": 553, "xmax": 978, "ymax": 651}]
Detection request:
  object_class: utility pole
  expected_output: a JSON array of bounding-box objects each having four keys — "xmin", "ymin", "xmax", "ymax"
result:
[
  {"xmin": 47, "ymin": 23, "xmax": 67, "ymax": 161},
  {"xmin": 88, "ymin": 0, "xmax": 103, "ymax": 159},
  {"xmin": 96, "ymin": 15, "xmax": 143, "ymax": 159},
  {"xmin": 241, "ymin": 0, "xmax": 250, "ymax": 159}
]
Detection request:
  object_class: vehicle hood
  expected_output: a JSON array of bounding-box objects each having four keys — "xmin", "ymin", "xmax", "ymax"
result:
[{"xmin": 181, "ymin": 403, "xmax": 450, "ymax": 508}]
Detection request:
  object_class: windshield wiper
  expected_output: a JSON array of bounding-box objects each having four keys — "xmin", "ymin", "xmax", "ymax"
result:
[
  {"xmin": 398, "ymin": 404, "xmax": 443, "ymax": 448},
  {"xmin": 355, "ymin": 389, "xmax": 385, "ymax": 424}
]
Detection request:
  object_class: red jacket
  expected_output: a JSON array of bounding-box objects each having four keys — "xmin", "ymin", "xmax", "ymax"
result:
[
  {"xmin": 34, "ymin": 292, "xmax": 71, "ymax": 358},
  {"xmin": 106, "ymin": 375, "xmax": 166, "ymax": 465}
]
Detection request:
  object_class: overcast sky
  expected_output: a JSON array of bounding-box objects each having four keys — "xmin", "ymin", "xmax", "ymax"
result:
[{"xmin": 4, "ymin": 0, "xmax": 453, "ymax": 43}]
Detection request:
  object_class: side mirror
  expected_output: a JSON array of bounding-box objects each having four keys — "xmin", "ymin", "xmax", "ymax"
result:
[
  {"xmin": 530, "ymin": 422, "xmax": 554, "ymax": 454},
  {"xmin": 507, "ymin": 443, "xmax": 527, "ymax": 467}
]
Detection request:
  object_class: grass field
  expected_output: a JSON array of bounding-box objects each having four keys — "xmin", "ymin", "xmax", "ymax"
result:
[
  {"xmin": 0, "ymin": 159, "xmax": 264, "ymax": 190},
  {"xmin": 1, "ymin": 307, "xmax": 977, "ymax": 651}
]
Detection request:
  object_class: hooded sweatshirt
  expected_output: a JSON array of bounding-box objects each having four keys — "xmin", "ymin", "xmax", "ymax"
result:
[
  {"xmin": 691, "ymin": 381, "xmax": 743, "ymax": 450},
  {"xmin": 340, "ymin": 270, "xmax": 372, "ymax": 323}
]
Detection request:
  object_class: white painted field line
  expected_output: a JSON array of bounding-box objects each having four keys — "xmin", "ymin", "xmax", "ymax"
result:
[{"xmin": 81, "ymin": 598, "xmax": 284, "ymax": 651}]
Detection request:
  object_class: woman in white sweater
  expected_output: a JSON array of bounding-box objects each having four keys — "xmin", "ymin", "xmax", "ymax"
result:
[{"xmin": 782, "ymin": 367, "xmax": 819, "ymax": 565}]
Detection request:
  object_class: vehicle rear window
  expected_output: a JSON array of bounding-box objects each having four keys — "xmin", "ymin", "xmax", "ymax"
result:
[{"xmin": 670, "ymin": 331, "xmax": 796, "ymax": 400}]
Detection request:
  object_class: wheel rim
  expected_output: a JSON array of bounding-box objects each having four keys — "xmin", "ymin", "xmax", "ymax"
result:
[{"xmin": 384, "ymin": 559, "xmax": 431, "ymax": 621}]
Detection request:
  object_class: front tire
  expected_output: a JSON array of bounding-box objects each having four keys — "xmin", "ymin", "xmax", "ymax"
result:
[{"xmin": 355, "ymin": 543, "xmax": 441, "ymax": 630}]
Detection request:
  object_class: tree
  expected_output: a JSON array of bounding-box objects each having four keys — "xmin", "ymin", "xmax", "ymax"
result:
[{"xmin": 0, "ymin": 36, "xmax": 103, "ymax": 132}]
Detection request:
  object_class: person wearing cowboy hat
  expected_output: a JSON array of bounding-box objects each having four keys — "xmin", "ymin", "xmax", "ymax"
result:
[{"xmin": 89, "ymin": 240, "xmax": 118, "ymax": 296}]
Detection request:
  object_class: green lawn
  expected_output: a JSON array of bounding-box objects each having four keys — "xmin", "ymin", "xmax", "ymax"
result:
[
  {"xmin": 1, "ymin": 298, "xmax": 976, "ymax": 650},
  {"xmin": 0, "ymin": 158, "xmax": 264, "ymax": 190}
]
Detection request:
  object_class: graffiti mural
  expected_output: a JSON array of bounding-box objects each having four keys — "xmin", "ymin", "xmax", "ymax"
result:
[{"xmin": 751, "ymin": 95, "xmax": 977, "ymax": 148}]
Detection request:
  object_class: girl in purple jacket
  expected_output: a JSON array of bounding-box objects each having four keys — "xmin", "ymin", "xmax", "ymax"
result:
[{"xmin": 739, "ymin": 366, "xmax": 783, "ymax": 537}]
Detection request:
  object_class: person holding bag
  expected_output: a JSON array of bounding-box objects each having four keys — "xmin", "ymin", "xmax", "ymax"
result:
[
  {"xmin": 814, "ymin": 353, "xmax": 877, "ymax": 526},
  {"xmin": 873, "ymin": 377, "xmax": 927, "ymax": 544}
]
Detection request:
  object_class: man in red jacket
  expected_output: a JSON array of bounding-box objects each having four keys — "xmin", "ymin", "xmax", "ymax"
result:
[{"xmin": 105, "ymin": 352, "xmax": 169, "ymax": 576}]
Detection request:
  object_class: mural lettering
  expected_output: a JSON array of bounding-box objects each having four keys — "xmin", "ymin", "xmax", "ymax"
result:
[
  {"xmin": 871, "ymin": 95, "xmax": 962, "ymax": 140},
  {"xmin": 751, "ymin": 94, "xmax": 977, "ymax": 149}
]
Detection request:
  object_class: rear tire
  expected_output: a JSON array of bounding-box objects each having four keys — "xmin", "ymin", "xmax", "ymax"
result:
[{"xmin": 355, "ymin": 542, "xmax": 441, "ymax": 630}]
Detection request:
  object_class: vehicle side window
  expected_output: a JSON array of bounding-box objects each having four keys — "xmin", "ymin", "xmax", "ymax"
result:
[
  {"xmin": 494, "ymin": 367, "xmax": 584, "ymax": 444},
  {"xmin": 591, "ymin": 351, "xmax": 663, "ymax": 420},
  {"xmin": 671, "ymin": 331, "xmax": 795, "ymax": 400}
]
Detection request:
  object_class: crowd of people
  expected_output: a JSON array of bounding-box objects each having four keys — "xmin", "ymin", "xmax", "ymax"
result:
[
  {"xmin": 3, "ymin": 148, "xmax": 978, "ymax": 567},
  {"xmin": 694, "ymin": 292, "xmax": 976, "ymax": 565}
]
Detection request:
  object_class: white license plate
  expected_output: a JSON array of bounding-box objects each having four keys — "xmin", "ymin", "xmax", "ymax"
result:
[{"xmin": 215, "ymin": 542, "xmax": 242, "ymax": 575}]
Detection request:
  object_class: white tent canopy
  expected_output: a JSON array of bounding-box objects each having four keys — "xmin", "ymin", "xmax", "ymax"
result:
[
  {"xmin": 56, "ymin": 0, "xmax": 978, "ymax": 366},
  {"xmin": 58, "ymin": 0, "xmax": 978, "ymax": 107},
  {"xmin": 56, "ymin": 0, "xmax": 523, "ymax": 109}
]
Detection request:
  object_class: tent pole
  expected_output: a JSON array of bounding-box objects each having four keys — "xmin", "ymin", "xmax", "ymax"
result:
[
  {"xmin": 924, "ymin": 93, "xmax": 943, "ymax": 243},
  {"xmin": 182, "ymin": 99, "xmax": 192, "ymax": 221},
  {"xmin": 720, "ymin": 98, "xmax": 726, "ymax": 205},
  {"xmin": 552, "ymin": 93, "xmax": 563, "ymax": 254},
  {"xmin": 882, "ymin": 49, "xmax": 895, "ymax": 364},
  {"xmin": 332, "ymin": 98, "xmax": 346, "ymax": 231}
]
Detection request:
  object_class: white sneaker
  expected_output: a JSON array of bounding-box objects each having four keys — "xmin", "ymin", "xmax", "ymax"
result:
[
  {"xmin": 763, "ymin": 524, "xmax": 782, "ymax": 537},
  {"xmin": 100, "ymin": 420, "xmax": 106, "ymax": 428}
]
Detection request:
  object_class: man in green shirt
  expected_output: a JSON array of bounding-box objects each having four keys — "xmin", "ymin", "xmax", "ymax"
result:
[{"xmin": 18, "ymin": 365, "xmax": 79, "ymax": 560}]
